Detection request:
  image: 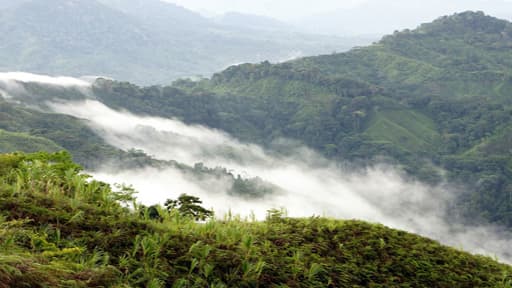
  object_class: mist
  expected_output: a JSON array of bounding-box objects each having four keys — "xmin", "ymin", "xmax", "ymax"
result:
[
  {"xmin": 0, "ymin": 71, "xmax": 510, "ymax": 262},
  {"xmin": 0, "ymin": 72, "xmax": 91, "ymax": 87},
  {"xmin": 47, "ymin": 97, "xmax": 512, "ymax": 263}
]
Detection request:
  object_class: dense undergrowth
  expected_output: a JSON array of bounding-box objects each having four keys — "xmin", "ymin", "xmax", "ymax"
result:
[{"xmin": 0, "ymin": 151, "xmax": 511, "ymax": 287}]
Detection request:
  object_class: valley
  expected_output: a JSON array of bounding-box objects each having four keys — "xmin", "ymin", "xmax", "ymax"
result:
[{"xmin": 0, "ymin": 7, "xmax": 511, "ymax": 287}]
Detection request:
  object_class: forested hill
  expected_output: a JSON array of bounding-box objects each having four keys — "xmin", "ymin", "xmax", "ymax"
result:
[
  {"xmin": 208, "ymin": 11, "xmax": 512, "ymax": 100},
  {"xmin": 91, "ymin": 12, "xmax": 512, "ymax": 227}
]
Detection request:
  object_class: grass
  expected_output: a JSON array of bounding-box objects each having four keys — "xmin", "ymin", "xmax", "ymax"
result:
[
  {"xmin": 0, "ymin": 129, "xmax": 63, "ymax": 154},
  {"xmin": 364, "ymin": 109, "xmax": 441, "ymax": 154},
  {"xmin": 0, "ymin": 151, "xmax": 510, "ymax": 287}
]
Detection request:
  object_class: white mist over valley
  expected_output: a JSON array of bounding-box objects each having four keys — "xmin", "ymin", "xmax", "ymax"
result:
[
  {"xmin": 1, "ymin": 1, "xmax": 512, "ymax": 285},
  {"xmin": 1, "ymin": 73, "xmax": 506, "ymax": 262},
  {"xmin": 52, "ymin": 99, "xmax": 512, "ymax": 263}
]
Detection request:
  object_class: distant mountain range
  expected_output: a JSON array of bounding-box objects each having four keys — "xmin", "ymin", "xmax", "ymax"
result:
[{"xmin": 0, "ymin": 0, "xmax": 371, "ymax": 85}]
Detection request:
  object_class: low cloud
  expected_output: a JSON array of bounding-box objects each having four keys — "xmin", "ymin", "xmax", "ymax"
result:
[
  {"xmin": 49, "ymin": 99, "xmax": 512, "ymax": 263},
  {"xmin": 1, "ymin": 73, "xmax": 509, "ymax": 263},
  {"xmin": 0, "ymin": 72, "xmax": 92, "ymax": 87}
]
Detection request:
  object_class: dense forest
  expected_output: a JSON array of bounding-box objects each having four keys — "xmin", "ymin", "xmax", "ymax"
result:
[{"xmin": 0, "ymin": 151, "xmax": 510, "ymax": 287}]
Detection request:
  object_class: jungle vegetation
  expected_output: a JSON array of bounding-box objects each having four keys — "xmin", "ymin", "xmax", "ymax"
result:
[{"xmin": 0, "ymin": 151, "xmax": 510, "ymax": 287}]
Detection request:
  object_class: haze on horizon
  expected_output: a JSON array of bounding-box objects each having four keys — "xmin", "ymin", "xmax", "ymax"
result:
[{"xmin": 164, "ymin": 0, "xmax": 512, "ymax": 35}]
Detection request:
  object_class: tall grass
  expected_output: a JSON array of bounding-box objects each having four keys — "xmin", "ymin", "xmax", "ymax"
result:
[{"xmin": 0, "ymin": 152, "xmax": 510, "ymax": 287}]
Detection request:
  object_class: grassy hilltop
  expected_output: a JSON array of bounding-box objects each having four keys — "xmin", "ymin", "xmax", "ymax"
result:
[{"xmin": 0, "ymin": 152, "xmax": 510, "ymax": 287}]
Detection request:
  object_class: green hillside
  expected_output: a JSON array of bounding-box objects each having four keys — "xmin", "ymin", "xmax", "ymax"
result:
[
  {"xmin": 86, "ymin": 12, "xmax": 512, "ymax": 227},
  {"xmin": 465, "ymin": 125, "xmax": 512, "ymax": 158},
  {"xmin": 0, "ymin": 99, "xmax": 129, "ymax": 168},
  {"xmin": 363, "ymin": 109, "xmax": 442, "ymax": 154},
  {"xmin": 0, "ymin": 129, "xmax": 63, "ymax": 153},
  {"xmin": 0, "ymin": 151, "xmax": 510, "ymax": 287}
]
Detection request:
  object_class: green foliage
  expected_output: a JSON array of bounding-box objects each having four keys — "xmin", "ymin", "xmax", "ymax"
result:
[
  {"xmin": 364, "ymin": 109, "xmax": 442, "ymax": 154},
  {"xmin": 0, "ymin": 100, "xmax": 126, "ymax": 168},
  {"xmin": 0, "ymin": 129, "xmax": 63, "ymax": 153},
  {"xmin": 0, "ymin": 95, "xmax": 280, "ymax": 200},
  {"xmin": 165, "ymin": 194, "xmax": 214, "ymax": 221},
  {"xmin": 0, "ymin": 151, "xmax": 510, "ymax": 287},
  {"xmin": 0, "ymin": 99, "xmax": 182, "ymax": 170},
  {"xmin": 192, "ymin": 162, "xmax": 278, "ymax": 199}
]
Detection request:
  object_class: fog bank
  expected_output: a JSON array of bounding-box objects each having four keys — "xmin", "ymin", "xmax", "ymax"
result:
[
  {"xmin": 49, "ymin": 99, "xmax": 512, "ymax": 263},
  {"xmin": 0, "ymin": 72, "xmax": 91, "ymax": 87},
  {"xmin": 1, "ymin": 72, "xmax": 508, "ymax": 262}
]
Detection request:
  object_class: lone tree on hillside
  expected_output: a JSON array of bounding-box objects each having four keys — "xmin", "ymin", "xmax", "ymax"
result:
[{"xmin": 165, "ymin": 193, "xmax": 213, "ymax": 221}]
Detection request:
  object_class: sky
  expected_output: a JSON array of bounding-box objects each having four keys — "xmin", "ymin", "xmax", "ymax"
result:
[
  {"xmin": 163, "ymin": 0, "xmax": 366, "ymax": 20},
  {"xmin": 163, "ymin": 0, "xmax": 512, "ymax": 36},
  {"xmin": 164, "ymin": 0, "xmax": 512, "ymax": 21}
]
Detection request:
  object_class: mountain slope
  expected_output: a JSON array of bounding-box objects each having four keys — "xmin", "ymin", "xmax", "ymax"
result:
[
  {"xmin": 0, "ymin": 151, "xmax": 510, "ymax": 287},
  {"xmin": 0, "ymin": 129, "xmax": 63, "ymax": 153},
  {"xmin": 0, "ymin": 0, "xmax": 158, "ymax": 81},
  {"xmin": 98, "ymin": 0, "xmax": 211, "ymax": 29},
  {"xmin": 82, "ymin": 12, "xmax": 512, "ymax": 227}
]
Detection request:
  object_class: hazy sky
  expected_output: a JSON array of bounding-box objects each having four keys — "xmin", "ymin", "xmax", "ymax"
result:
[
  {"xmin": 163, "ymin": 0, "xmax": 512, "ymax": 35},
  {"xmin": 164, "ymin": 0, "xmax": 368, "ymax": 19},
  {"xmin": 164, "ymin": 0, "xmax": 512, "ymax": 21}
]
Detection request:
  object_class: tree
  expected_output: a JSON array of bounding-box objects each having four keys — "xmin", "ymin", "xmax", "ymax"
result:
[{"xmin": 165, "ymin": 194, "xmax": 213, "ymax": 221}]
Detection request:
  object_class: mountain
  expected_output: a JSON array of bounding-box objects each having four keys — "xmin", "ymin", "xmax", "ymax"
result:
[
  {"xmin": 98, "ymin": 0, "xmax": 211, "ymax": 29},
  {"xmin": 0, "ymin": 129, "xmax": 63, "ymax": 153},
  {"xmin": 0, "ymin": 151, "xmax": 510, "ymax": 287},
  {"xmin": 75, "ymin": 12, "xmax": 512, "ymax": 227},
  {"xmin": 0, "ymin": 0, "xmax": 369, "ymax": 85},
  {"xmin": 0, "ymin": 96, "xmax": 136, "ymax": 168},
  {"xmin": 0, "ymin": 0, "xmax": 159, "ymax": 81}
]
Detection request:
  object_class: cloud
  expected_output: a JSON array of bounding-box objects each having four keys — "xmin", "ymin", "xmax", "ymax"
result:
[
  {"xmin": 48, "ymin": 99, "xmax": 512, "ymax": 263},
  {"xmin": 0, "ymin": 72, "xmax": 91, "ymax": 87},
  {"xmin": 0, "ymin": 72, "xmax": 96, "ymax": 106}
]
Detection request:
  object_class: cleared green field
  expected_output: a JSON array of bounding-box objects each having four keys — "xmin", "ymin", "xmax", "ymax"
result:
[
  {"xmin": 0, "ymin": 129, "xmax": 63, "ymax": 153},
  {"xmin": 364, "ymin": 109, "xmax": 442, "ymax": 154}
]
